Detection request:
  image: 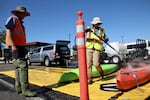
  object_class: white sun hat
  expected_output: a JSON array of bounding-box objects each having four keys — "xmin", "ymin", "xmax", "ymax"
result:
[{"xmin": 91, "ymin": 17, "xmax": 102, "ymax": 24}]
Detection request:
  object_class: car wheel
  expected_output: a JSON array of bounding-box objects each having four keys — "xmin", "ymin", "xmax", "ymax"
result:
[
  {"xmin": 59, "ymin": 60, "xmax": 66, "ymax": 66},
  {"xmin": 44, "ymin": 57, "xmax": 50, "ymax": 67},
  {"xmin": 103, "ymin": 60, "xmax": 110, "ymax": 64},
  {"xmin": 111, "ymin": 56, "xmax": 120, "ymax": 64}
]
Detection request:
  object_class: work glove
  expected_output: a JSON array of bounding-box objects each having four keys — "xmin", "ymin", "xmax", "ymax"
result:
[{"xmin": 104, "ymin": 38, "xmax": 109, "ymax": 43}]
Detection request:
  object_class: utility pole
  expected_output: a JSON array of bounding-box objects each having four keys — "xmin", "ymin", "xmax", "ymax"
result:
[
  {"xmin": 121, "ymin": 35, "xmax": 124, "ymax": 43},
  {"xmin": 69, "ymin": 33, "xmax": 71, "ymax": 49}
]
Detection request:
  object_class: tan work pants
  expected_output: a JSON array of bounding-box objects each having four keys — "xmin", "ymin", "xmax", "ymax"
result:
[{"xmin": 86, "ymin": 48, "xmax": 101, "ymax": 80}]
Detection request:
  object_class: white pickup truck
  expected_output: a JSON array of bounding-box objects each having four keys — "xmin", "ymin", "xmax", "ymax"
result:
[{"xmin": 26, "ymin": 40, "xmax": 71, "ymax": 66}]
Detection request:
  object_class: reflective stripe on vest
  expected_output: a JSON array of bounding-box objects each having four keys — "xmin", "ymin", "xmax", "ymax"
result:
[
  {"xmin": 6, "ymin": 16, "xmax": 26, "ymax": 46},
  {"xmin": 86, "ymin": 28, "xmax": 104, "ymax": 51}
]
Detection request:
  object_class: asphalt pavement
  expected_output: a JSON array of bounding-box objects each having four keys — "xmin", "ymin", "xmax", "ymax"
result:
[
  {"xmin": 0, "ymin": 63, "xmax": 80, "ymax": 100},
  {"xmin": 0, "ymin": 56, "xmax": 149, "ymax": 100}
]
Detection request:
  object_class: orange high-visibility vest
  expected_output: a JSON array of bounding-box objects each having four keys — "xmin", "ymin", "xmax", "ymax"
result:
[{"xmin": 6, "ymin": 16, "xmax": 26, "ymax": 46}]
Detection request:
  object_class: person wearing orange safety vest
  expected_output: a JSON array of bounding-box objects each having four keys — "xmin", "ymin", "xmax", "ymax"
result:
[
  {"xmin": 85, "ymin": 17, "xmax": 109, "ymax": 84},
  {"xmin": 5, "ymin": 6, "xmax": 37, "ymax": 96}
]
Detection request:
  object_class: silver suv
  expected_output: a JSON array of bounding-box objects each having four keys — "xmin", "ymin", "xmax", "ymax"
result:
[{"xmin": 26, "ymin": 40, "xmax": 71, "ymax": 66}]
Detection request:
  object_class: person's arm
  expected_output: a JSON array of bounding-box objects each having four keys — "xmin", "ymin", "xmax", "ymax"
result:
[
  {"xmin": 6, "ymin": 29, "xmax": 17, "ymax": 53},
  {"xmin": 5, "ymin": 16, "xmax": 17, "ymax": 53},
  {"xmin": 101, "ymin": 28, "xmax": 109, "ymax": 43},
  {"xmin": 85, "ymin": 26, "xmax": 92, "ymax": 33},
  {"xmin": 104, "ymin": 34, "xmax": 109, "ymax": 43}
]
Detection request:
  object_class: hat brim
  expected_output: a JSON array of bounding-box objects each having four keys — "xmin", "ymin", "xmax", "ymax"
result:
[
  {"xmin": 91, "ymin": 21, "xmax": 102, "ymax": 24},
  {"xmin": 11, "ymin": 10, "xmax": 30, "ymax": 16}
]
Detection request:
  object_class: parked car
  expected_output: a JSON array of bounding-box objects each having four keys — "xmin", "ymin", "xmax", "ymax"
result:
[
  {"xmin": 26, "ymin": 40, "xmax": 71, "ymax": 66},
  {"xmin": 0, "ymin": 43, "xmax": 12, "ymax": 63}
]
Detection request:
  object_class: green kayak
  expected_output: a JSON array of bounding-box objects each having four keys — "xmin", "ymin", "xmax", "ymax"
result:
[{"xmin": 59, "ymin": 64, "xmax": 119, "ymax": 83}]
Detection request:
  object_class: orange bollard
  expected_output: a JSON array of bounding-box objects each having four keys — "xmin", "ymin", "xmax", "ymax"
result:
[{"xmin": 76, "ymin": 11, "xmax": 89, "ymax": 100}]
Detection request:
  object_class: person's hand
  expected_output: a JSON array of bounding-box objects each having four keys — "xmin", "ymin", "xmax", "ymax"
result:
[
  {"xmin": 104, "ymin": 38, "xmax": 109, "ymax": 43},
  {"xmin": 11, "ymin": 45, "xmax": 17, "ymax": 53}
]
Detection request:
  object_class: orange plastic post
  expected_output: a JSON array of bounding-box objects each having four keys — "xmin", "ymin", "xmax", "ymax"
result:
[{"xmin": 76, "ymin": 11, "xmax": 89, "ymax": 100}]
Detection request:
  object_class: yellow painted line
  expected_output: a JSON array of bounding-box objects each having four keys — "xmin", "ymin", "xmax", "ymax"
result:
[
  {"xmin": 0, "ymin": 67, "xmax": 69, "ymax": 86},
  {"xmin": 0, "ymin": 67, "xmax": 150, "ymax": 100},
  {"xmin": 53, "ymin": 77, "xmax": 150, "ymax": 100}
]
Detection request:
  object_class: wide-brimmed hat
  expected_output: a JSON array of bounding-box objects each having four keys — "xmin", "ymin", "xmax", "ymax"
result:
[
  {"xmin": 91, "ymin": 17, "xmax": 102, "ymax": 24},
  {"xmin": 11, "ymin": 6, "xmax": 30, "ymax": 16}
]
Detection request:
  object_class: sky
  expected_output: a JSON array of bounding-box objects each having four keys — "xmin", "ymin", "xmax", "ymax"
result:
[{"xmin": 0, "ymin": 0, "xmax": 150, "ymax": 48}]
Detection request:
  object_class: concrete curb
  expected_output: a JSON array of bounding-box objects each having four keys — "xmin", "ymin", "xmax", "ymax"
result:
[
  {"xmin": 0, "ymin": 78, "xmax": 44, "ymax": 100},
  {"xmin": 0, "ymin": 78, "xmax": 15, "ymax": 91}
]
